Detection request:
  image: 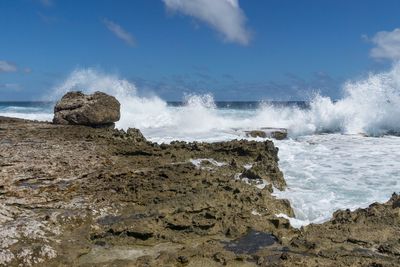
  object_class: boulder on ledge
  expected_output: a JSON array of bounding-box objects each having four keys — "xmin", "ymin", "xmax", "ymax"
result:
[{"xmin": 53, "ymin": 91, "xmax": 120, "ymax": 128}]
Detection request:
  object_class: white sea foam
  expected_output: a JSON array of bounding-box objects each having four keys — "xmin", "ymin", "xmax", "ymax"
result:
[
  {"xmin": 273, "ymin": 134, "xmax": 400, "ymax": 227},
  {"xmin": 252, "ymin": 63, "xmax": 400, "ymax": 136},
  {"xmin": 47, "ymin": 63, "xmax": 400, "ymax": 139}
]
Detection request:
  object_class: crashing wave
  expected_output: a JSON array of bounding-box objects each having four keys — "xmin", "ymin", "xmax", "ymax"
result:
[{"xmin": 49, "ymin": 63, "xmax": 400, "ymax": 138}]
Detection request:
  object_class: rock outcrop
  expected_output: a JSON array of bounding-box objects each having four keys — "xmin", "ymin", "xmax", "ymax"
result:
[
  {"xmin": 241, "ymin": 160, "xmax": 287, "ymax": 190},
  {"xmin": 53, "ymin": 91, "xmax": 120, "ymax": 128},
  {"xmin": 246, "ymin": 128, "xmax": 288, "ymax": 140},
  {"xmin": 0, "ymin": 116, "xmax": 295, "ymax": 266},
  {"xmin": 1, "ymin": 116, "xmax": 399, "ymax": 266}
]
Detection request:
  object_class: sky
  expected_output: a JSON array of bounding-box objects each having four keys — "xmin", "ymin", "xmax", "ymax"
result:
[{"xmin": 1, "ymin": 0, "xmax": 400, "ymax": 101}]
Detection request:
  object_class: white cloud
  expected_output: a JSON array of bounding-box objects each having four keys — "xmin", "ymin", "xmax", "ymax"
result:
[
  {"xmin": 0, "ymin": 61, "xmax": 17, "ymax": 73},
  {"xmin": 370, "ymin": 28, "xmax": 400, "ymax": 61},
  {"xmin": 103, "ymin": 18, "xmax": 135, "ymax": 47},
  {"xmin": 162, "ymin": 0, "xmax": 251, "ymax": 45}
]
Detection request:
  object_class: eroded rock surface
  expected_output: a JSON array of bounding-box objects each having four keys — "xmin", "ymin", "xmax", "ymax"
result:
[
  {"xmin": 0, "ymin": 117, "xmax": 295, "ymax": 266},
  {"xmin": 0, "ymin": 117, "xmax": 399, "ymax": 266},
  {"xmin": 245, "ymin": 128, "xmax": 288, "ymax": 140}
]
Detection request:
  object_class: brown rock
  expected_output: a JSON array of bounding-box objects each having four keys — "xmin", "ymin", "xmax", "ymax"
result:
[
  {"xmin": 245, "ymin": 128, "xmax": 288, "ymax": 140},
  {"xmin": 246, "ymin": 130, "xmax": 267, "ymax": 138},
  {"xmin": 3, "ymin": 116, "xmax": 399, "ymax": 267},
  {"xmin": 241, "ymin": 161, "xmax": 287, "ymax": 190},
  {"xmin": 53, "ymin": 91, "xmax": 120, "ymax": 127},
  {"xmin": 0, "ymin": 116, "xmax": 297, "ymax": 266},
  {"xmin": 126, "ymin": 128, "xmax": 146, "ymax": 142}
]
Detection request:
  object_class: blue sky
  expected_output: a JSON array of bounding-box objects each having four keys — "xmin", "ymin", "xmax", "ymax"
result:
[{"xmin": 1, "ymin": 0, "xmax": 400, "ymax": 101}]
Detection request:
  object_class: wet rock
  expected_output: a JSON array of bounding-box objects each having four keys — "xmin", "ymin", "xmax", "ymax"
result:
[
  {"xmin": 292, "ymin": 193, "xmax": 400, "ymax": 266},
  {"xmin": 241, "ymin": 161, "xmax": 287, "ymax": 190},
  {"xmin": 245, "ymin": 128, "xmax": 288, "ymax": 140},
  {"xmin": 53, "ymin": 91, "xmax": 120, "ymax": 128},
  {"xmin": 246, "ymin": 130, "xmax": 267, "ymax": 138},
  {"xmin": 223, "ymin": 230, "xmax": 278, "ymax": 254}
]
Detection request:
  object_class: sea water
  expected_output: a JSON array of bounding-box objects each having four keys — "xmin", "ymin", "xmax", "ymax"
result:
[{"xmin": 2, "ymin": 65, "xmax": 400, "ymax": 227}]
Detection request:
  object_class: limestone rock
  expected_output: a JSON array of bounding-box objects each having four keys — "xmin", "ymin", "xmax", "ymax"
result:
[
  {"xmin": 246, "ymin": 128, "xmax": 288, "ymax": 140},
  {"xmin": 53, "ymin": 91, "xmax": 120, "ymax": 128},
  {"xmin": 4, "ymin": 116, "xmax": 399, "ymax": 266},
  {"xmin": 246, "ymin": 130, "xmax": 267, "ymax": 138},
  {"xmin": 127, "ymin": 128, "xmax": 146, "ymax": 142},
  {"xmin": 241, "ymin": 161, "xmax": 287, "ymax": 190}
]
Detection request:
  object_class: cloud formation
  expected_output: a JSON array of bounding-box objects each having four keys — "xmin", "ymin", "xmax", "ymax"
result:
[
  {"xmin": 103, "ymin": 18, "xmax": 135, "ymax": 47},
  {"xmin": 370, "ymin": 28, "xmax": 400, "ymax": 61},
  {"xmin": 0, "ymin": 61, "xmax": 17, "ymax": 73},
  {"xmin": 162, "ymin": 0, "xmax": 251, "ymax": 45}
]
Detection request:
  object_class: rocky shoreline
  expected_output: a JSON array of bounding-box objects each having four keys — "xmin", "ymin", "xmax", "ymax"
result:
[{"xmin": 0, "ymin": 116, "xmax": 399, "ymax": 266}]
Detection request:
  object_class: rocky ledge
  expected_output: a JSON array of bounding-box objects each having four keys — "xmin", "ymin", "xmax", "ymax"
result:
[{"xmin": 0, "ymin": 116, "xmax": 399, "ymax": 266}]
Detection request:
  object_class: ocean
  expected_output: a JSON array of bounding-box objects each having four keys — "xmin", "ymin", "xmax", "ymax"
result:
[{"xmin": 2, "ymin": 66, "xmax": 400, "ymax": 228}]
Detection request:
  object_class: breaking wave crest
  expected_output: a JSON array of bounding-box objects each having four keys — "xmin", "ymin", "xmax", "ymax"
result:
[
  {"xmin": 50, "ymin": 64, "xmax": 400, "ymax": 139},
  {"xmin": 255, "ymin": 62, "xmax": 400, "ymax": 136},
  {"xmin": 51, "ymin": 69, "xmax": 231, "ymax": 137}
]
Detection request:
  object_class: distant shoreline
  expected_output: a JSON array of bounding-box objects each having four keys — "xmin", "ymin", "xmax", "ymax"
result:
[{"xmin": 0, "ymin": 100, "xmax": 311, "ymax": 109}]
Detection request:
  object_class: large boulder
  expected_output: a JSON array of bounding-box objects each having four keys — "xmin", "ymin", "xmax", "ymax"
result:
[{"xmin": 53, "ymin": 91, "xmax": 120, "ymax": 128}]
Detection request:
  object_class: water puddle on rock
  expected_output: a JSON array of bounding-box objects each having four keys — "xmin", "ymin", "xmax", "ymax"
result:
[{"xmin": 222, "ymin": 230, "xmax": 278, "ymax": 254}]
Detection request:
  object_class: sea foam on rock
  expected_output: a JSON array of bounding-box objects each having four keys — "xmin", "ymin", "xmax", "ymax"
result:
[{"xmin": 53, "ymin": 91, "xmax": 120, "ymax": 128}]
